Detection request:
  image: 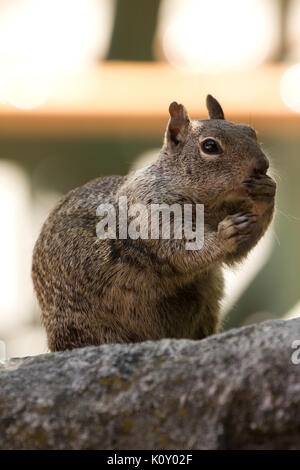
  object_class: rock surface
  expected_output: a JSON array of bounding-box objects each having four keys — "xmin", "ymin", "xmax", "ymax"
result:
[{"xmin": 0, "ymin": 318, "xmax": 300, "ymax": 450}]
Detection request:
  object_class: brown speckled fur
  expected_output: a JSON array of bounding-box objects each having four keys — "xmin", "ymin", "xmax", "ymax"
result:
[{"xmin": 32, "ymin": 95, "xmax": 276, "ymax": 351}]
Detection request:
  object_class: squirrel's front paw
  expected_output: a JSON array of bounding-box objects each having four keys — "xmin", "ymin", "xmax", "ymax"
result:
[
  {"xmin": 241, "ymin": 174, "xmax": 276, "ymax": 201},
  {"xmin": 218, "ymin": 211, "xmax": 258, "ymax": 252}
]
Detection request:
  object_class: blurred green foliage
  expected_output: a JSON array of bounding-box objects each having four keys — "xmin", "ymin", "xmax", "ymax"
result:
[{"xmin": 0, "ymin": 137, "xmax": 160, "ymax": 195}]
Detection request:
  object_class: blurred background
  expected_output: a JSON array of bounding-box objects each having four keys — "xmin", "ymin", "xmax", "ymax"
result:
[{"xmin": 0, "ymin": 0, "xmax": 299, "ymax": 358}]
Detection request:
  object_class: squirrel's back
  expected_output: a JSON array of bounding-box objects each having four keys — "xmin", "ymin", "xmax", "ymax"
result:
[{"xmin": 32, "ymin": 175, "xmax": 126, "ymax": 348}]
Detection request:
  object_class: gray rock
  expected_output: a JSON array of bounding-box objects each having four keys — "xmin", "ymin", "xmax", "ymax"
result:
[{"xmin": 0, "ymin": 318, "xmax": 300, "ymax": 450}]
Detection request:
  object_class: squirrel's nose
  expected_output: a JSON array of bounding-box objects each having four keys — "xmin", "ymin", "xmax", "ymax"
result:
[{"xmin": 252, "ymin": 155, "xmax": 269, "ymax": 175}]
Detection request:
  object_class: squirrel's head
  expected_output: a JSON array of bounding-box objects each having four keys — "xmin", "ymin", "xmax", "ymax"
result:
[{"xmin": 161, "ymin": 95, "xmax": 269, "ymax": 202}]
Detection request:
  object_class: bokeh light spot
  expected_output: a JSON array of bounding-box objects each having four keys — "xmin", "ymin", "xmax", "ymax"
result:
[
  {"xmin": 159, "ymin": 0, "xmax": 278, "ymax": 74},
  {"xmin": 4, "ymin": 62, "xmax": 50, "ymax": 109},
  {"xmin": 280, "ymin": 64, "xmax": 300, "ymax": 113}
]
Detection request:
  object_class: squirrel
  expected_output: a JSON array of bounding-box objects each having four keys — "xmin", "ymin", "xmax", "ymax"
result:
[{"xmin": 32, "ymin": 95, "xmax": 276, "ymax": 352}]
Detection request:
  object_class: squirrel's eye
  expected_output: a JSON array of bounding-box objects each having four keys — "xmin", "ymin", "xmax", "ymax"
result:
[{"xmin": 201, "ymin": 138, "xmax": 222, "ymax": 155}]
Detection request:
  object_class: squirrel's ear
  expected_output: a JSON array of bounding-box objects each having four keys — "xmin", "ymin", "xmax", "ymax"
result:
[
  {"xmin": 206, "ymin": 94, "xmax": 225, "ymax": 120},
  {"xmin": 165, "ymin": 101, "xmax": 190, "ymax": 152}
]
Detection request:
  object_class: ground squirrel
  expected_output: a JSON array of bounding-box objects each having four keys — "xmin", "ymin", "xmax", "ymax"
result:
[{"xmin": 32, "ymin": 95, "xmax": 276, "ymax": 352}]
